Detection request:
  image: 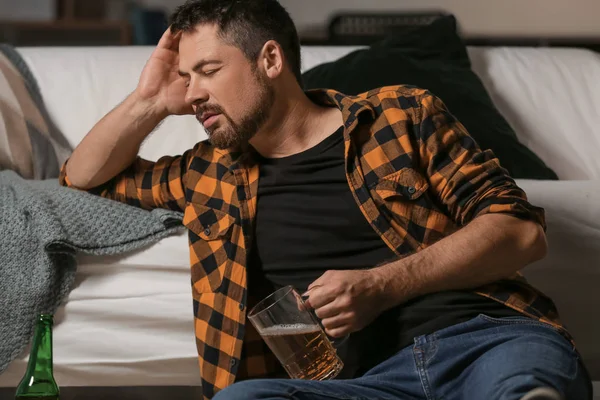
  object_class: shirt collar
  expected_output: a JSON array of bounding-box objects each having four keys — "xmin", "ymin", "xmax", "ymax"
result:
[{"xmin": 305, "ymin": 88, "xmax": 376, "ymax": 130}]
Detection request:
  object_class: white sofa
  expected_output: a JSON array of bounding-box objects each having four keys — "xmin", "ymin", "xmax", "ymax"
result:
[{"xmin": 0, "ymin": 45, "xmax": 599, "ymax": 397}]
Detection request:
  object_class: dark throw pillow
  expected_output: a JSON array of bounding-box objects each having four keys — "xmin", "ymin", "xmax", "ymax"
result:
[{"xmin": 302, "ymin": 15, "xmax": 558, "ymax": 180}]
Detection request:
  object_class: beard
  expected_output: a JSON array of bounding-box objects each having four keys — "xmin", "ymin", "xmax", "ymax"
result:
[{"xmin": 196, "ymin": 70, "xmax": 275, "ymax": 150}]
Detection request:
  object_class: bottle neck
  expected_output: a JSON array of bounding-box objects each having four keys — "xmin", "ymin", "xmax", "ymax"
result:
[{"xmin": 25, "ymin": 315, "xmax": 54, "ymax": 377}]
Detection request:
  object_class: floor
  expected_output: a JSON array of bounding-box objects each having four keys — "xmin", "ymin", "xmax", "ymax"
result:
[
  {"xmin": 0, "ymin": 386, "xmax": 203, "ymax": 400},
  {"xmin": 2, "ymin": 383, "xmax": 597, "ymax": 399}
]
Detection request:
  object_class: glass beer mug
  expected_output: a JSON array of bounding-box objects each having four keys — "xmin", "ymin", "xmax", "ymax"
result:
[{"xmin": 248, "ymin": 285, "xmax": 345, "ymax": 380}]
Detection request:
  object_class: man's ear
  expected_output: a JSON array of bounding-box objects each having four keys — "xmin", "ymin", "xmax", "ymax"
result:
[{"xmin": 259, "ymin": 40, "xmax": 284, "ymax": 79}]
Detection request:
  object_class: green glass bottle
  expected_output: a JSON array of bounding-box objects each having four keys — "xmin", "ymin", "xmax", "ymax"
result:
[{"xmin": 15, "ymin": 314, "xmax": 60, "ymax": 400}]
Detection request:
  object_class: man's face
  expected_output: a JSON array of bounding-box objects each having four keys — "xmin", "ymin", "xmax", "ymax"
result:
[{"xmin": 178, "ymin": 24, "xmax": 275, "ymax": 150}]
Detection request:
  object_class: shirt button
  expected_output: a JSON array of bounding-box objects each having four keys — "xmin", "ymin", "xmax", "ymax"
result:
[
  {"xmin": 239, "ymin": 303, "xmax": 245, "ymax": 311},
  {"xmin": 203, "ymin": 227, "xmax": 211, "ymax": 236},
  {"xmin": 407, "ymin": 186, "xmax": 416, "ymax": 195}
]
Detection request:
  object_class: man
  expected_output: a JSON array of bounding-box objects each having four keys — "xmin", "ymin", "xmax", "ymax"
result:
[{"xmin": 59, "ymin": 1, "xmax": 592, "ymax": 399}]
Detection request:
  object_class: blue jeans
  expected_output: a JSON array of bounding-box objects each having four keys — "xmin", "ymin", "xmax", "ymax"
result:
[{"xmin": 214, "ymin": 314, "xmax": 592, "ymax": 400}]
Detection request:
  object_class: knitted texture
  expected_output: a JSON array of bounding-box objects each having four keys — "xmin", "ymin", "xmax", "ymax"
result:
[{"xmin": 0, "ymin": 170, "xmax": 183, "ymax": 373}]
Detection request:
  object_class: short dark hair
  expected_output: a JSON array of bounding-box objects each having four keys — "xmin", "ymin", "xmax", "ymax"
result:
[{"xmin": 170, "ymin": 0, "xmax": 302, "ymax": 86}]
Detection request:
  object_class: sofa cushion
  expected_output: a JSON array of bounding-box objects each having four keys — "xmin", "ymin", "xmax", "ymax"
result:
[
  {"xmin": 0, "ymin": 44, "xmax": 70, "ymax": 179},
  {"xmin": 468, "ymin": 46, "xmax": 600, "ymax": 180},
  {"xmin": 302, "ymin": 16, "xmax": 558, "ymax": 180}
]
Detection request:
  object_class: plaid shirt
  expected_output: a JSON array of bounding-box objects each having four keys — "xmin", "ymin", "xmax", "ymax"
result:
[{"xmin": 59, "ymin": 86, "xmax": 569, "ymax": 400}]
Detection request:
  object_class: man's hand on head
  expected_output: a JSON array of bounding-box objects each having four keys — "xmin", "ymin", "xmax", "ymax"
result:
[
  {"xmin": 303, "ymin": 269, "xmax": 390, "ymax": 338},
  {"xmin": 135, "ymin": 27, "xmax": 194, "ymax": 118}
]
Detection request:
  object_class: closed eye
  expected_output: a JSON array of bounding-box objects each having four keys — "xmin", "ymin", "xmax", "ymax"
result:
[{"xmin": 203, "ymin": 69, "xmax": 219, "ymax": 76}]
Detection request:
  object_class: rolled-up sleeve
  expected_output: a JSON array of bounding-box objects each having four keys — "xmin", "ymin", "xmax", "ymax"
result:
[
  {"xmin": 59, "ymin": 147, "xmax": 196, "ymax": 212},
  {"xmin": 416, "ymin": 92, "xmax": 546, "ymax": 230}
]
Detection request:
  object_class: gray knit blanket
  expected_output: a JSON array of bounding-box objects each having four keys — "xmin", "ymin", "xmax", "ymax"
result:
[{"xmin": 0, "ymin": 170, "xmax": 184, "ymax": 374}]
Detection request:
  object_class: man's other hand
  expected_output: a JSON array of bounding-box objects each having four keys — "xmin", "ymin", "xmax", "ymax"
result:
[{"xmin": 303, "ymin": 269, "xmax": 388, "ymax": 338}]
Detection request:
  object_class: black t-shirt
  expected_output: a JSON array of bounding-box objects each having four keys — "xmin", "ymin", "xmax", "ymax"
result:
[{"xmin": 250, "ymin": 126, "xmax": 522, "ymax": 377}]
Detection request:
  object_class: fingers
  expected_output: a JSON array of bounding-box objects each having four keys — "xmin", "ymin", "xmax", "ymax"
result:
[
  {"xmin": 322, "ymin": 314, "xmax": 353, "ymax": 338},
  {"xmin": 321, "ymin": 315, "xmax": 347, "ymax": 330},
  {"xmin": 325, "ymin": 326, "xmax": 348, "ymax": 339},
  {"xmin": 313, "ymin": 301, "xmax": 339, "ymax": 319},
  {"xmin": 321, "ymin": 308, "xmax": 355, "ymax": 329},
  {"xmin": 303, "ymin": 286, "xmax": 338, "ymax": 310},
  {"xmin": 307, "ymin": 279, "xmax": 322, "ymax": 291},
  {"xmin": 157, "ymin": 26, "xmax": 182, "ymax": 51}
]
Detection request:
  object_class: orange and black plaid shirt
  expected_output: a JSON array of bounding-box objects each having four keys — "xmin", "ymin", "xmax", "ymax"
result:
[{"xmin": 60, "ymin": 86, "xmax": 569, "ymax": 400}]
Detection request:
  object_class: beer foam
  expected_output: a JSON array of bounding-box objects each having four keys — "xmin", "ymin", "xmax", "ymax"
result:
[{"xmin": 259, "ymin": 323, "xmax": 321, "ymax": 336}]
